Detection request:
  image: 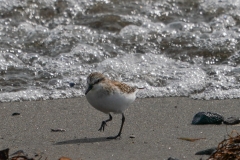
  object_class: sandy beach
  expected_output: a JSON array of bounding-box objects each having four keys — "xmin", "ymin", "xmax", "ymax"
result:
[{"xmin": 0, "ymin": 97, "xmax": 240, "ymax": 159}]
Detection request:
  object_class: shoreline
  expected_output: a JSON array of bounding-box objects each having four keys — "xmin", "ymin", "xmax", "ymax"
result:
[{"xmin": 0, "ymin": 97, "xmax": 240, "ymax": 159}]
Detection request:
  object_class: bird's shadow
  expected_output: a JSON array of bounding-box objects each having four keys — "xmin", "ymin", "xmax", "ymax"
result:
[{"xmin": 54, "ymin": 137, "xmax": 113, "ymax": 145}]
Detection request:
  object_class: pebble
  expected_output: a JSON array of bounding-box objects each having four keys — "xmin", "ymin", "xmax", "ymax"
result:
[
  {"xmin": 69, "ymin": 82, "xmax": 75, "ymax": 87},
  {"xmin": 51, "ymin": 128, "xmax": 66, "ymax": 132},
  {"xmin": 167, "ymin": 157, "xmax": 180, "ymax": 160},
  {"xmin": 223, "ymin": 116, "xmax": 240, "ymax": 125},
  {"xmin": 195, "ymin": 147, "xmax": 217, "ymax": 155},
  {"xmin": 129, "ymin": 134, "xmax": 135, "ymax": 138},
  {"xmin": 192, "ymin": 112, "xmax": 224, "ymax": 125},
  {"xmin": 12, "ymin": 112, "xmax": 20, "ymax": 116}
]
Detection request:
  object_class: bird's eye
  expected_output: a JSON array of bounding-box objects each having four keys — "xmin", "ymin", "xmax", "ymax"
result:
[
  {"xmin": 93, "ymin": 79, "xmax": 99, "ymax": 85},
  {"xmin": 95, "ymin": 78, "xmax": 103, "ymax": 84}
]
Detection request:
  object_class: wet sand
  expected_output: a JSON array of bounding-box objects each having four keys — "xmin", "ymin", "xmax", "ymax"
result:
[{"xmin": 0, "ymin": 97, "xmax": 240, "ymax": 159}]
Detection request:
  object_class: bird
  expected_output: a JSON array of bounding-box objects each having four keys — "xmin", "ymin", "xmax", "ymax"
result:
[{"xmin": 85, "ymin": 72, "xmax": 140, "ymax": 139}]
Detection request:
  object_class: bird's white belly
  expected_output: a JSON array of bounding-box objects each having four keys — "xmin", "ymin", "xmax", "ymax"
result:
[{"xmin": 86, "ymin": 91, "xmax": 136, "ymax": 114}]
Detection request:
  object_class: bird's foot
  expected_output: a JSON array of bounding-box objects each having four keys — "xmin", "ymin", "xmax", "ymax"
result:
[
  {"xmin": 98, "ymin": 121, "xmax": 107, "ymax": 132},
  {"xmin": 106, "ymin": 134, "xmax": 121, "ymax": 139}
]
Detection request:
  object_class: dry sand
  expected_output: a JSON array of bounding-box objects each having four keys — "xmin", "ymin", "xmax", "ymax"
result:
[{"xmin": 0, "ymin": 97, "xmax": 240, "ymax": 159}]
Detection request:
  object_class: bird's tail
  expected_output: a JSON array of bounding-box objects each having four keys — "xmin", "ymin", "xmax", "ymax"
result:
[{"xmin": 135, "ymin": 87, "xmax": 145, "ymax": 94}]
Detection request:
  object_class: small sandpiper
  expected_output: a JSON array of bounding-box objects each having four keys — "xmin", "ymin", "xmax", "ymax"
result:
[{"xmin": 85, "ymin": 72, "xmax": 140, "ymax": 139}]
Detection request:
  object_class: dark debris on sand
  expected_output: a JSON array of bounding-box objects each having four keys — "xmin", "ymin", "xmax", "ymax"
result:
[
  {"xmin": 207, "ymin": 131, "xmax": 240, "ymax": 160},
  {"xmin": 192, "ymin": 112, "xmax": 224, "ymax": 125},
  {"xmin": 0, "ymin": 148, "xmax": 72, "ymax": 160},
  {"xmin": 0, "ymin": 148, "xmax": 35, "ymax": 160},
  {"xmin": 192, "ymin": 112, "xmax": 240, "ymax": 125}
]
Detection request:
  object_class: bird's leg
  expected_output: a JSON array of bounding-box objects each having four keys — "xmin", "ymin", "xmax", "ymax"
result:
[
  {"xmin": 107, "ymin": 113, "xmax": 125, "ymax": 139},
  {"xmin": 98, "ymin": 114, "xmax": 112, "ymax": 132}
]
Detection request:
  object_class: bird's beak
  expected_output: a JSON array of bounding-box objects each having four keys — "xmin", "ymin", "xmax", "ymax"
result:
[{"xmin": 85, "ymin": 85, "xmax": 93, "ymax": 95}]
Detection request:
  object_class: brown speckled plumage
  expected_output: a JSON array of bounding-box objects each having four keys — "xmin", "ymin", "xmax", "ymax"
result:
[
  {"xmin": 111, "ymin": 80, "xmax": 136, "ymax": 94},
  {"xmin": 87, "ymin": 72, "xmax": 137, "ymax": 95}
]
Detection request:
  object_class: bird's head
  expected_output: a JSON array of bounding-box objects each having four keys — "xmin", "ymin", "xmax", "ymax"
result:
[{"xmin": 85, "ymin": 72, "xmax": 106, "ymax": 95}]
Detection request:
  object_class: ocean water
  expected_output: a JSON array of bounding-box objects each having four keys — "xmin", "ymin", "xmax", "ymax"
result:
[{"xmin": 1, "ymin": 0, "xmax": 240, "ymax": 102}]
